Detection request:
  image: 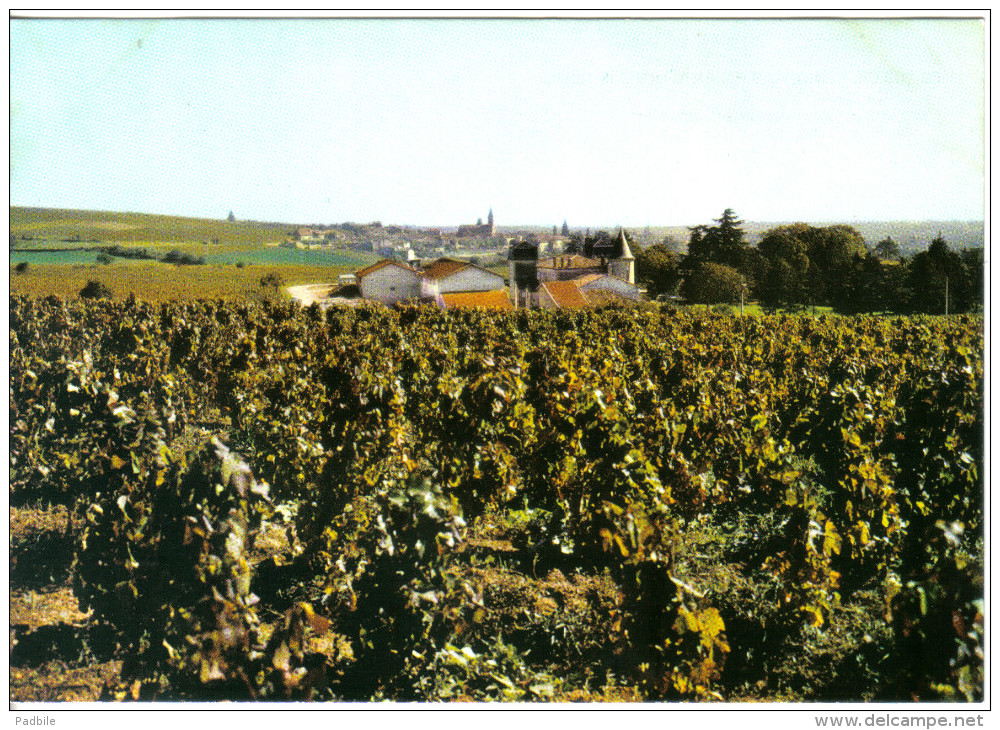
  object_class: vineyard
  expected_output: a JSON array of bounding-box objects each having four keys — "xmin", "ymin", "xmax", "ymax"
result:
[{"xmin": 9, "ymin": 296, "xmax": 984, "ymax": 702}]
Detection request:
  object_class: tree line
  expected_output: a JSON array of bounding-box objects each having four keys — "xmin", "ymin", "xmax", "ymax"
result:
[{"xmin": 632, "ymin": 209, "xmax": 983, "ymax": 315}]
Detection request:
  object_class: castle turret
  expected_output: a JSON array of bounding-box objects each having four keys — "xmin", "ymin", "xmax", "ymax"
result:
[{"xmin": 608, "ymin": 227, "xmax": 635, "ymax": 285}]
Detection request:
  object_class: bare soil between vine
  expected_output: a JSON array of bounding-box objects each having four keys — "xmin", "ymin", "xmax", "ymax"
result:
[{"xmin": 10, "ymin": 502, "xmax": 897, "ymax": 704}]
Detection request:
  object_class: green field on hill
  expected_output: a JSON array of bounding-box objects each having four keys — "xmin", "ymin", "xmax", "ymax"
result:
[
  {"xmin": 10, "ymin": 206, "xmax": 292, "ymax": 247},
  {"xmin": 9, "ymin": 207, "xmax": 381, "ymax": 301},
  {"xmin": 9, "ymin": 244, "xmax": 380, "ymax": 269}
]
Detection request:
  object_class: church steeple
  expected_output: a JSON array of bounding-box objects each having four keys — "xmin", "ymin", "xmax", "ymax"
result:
[{"xmin": 487, "ymin": 208, "xmax": 494, "ymax": 226}]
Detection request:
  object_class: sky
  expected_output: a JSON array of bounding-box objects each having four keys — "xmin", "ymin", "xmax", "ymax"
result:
[{"xmin": 9, "ymin": 15, "xmax": 986, "ymax": 228}]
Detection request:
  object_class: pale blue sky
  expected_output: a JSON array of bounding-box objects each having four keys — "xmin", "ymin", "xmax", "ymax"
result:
[{"xmin": 10, "ymin": 18, "xmax": 985, "ymax": 227}]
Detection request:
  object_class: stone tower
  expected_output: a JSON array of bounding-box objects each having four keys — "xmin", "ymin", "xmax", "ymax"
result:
[
  {"xmin": 487, "ymin": 207, "xmax": 495, "ymax": 235},
  {"xmin": 508, "ymin": 238, "xmax": 538, "ymax": 308},
  {"xmin": 608, "ymin": 227, "xmax": 635, "ymax": 285}
]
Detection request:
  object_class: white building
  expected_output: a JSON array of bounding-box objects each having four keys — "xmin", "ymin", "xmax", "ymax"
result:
[
  {"xmin": 354, "ymin": 257, "xmax": 506, "ymax": 306},
  {"xmin": 421, "ymin": 258, "xmax": 505, "ymax": 297},
  {"xmin": 355, "ymin": 260, "xmax": 423, "ymax": 304}
]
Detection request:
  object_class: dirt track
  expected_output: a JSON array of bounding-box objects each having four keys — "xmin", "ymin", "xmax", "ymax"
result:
[{"xmin": 286, "ymin": 284, "xmax": 334, "ymax": 306}]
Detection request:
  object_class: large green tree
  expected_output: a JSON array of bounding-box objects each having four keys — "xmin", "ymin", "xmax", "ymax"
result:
[
  {"xmin": 810, "ymin": 225, "xmax": 867, "ymax": 275},
  {"xmin": 756, "ymin": 224, "xmax": 812, "ymax": 307},
  {"xmin": 875, "ymin": 236, "xmax": 901, "ymax": 261},
  {"xmin": 634, "ymin": 243, "xmax": 680, "ymax": 298},
  {"xmin": 959, "ymin": 247, "xmax": 984, "ymax": 312},
  {"xmin": 680, "ymin": 261, "xmax": 745, "ymax": 304},
  {"xmin": 905, "ymin": 235, "xmax": 971, "ymax": 314},
  {"xmin": 686, "ymin": 208, "xmax": 747, "ymax": 269},
  {"xmin": 754, "ymin": 223, "xmax": 868, "ymax": 308},
  {"xmin": 831, "ymin": 253, "xmax": 910, "ymax": 314}
]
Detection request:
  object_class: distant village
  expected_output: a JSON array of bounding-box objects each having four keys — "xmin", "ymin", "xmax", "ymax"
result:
[
  {"xmin": 284, "ymin": 208, "xmax": 646, "ymax": 311},
  {"xmin": 281, "ymin": 207, "xmax": 568, "ymax": 267}
]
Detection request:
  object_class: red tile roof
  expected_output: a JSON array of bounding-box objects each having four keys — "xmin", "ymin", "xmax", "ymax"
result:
[
  {"xmin": 354, "ymin": 259, "xmax": 420, "ymax": 279},
  {"xmin": 422, "ymin": 258, "xmax": 470, "ymax": 280},
  {"xmin": 541, "ymin": 280, "xmax": 590, "ymax": 309},
  {"xmin": 540, "ymin": 279, "xmax": 640, "ymax": 309},
  {"xmin": 440, "ymin": 289, "xmax": 513, "ymax": 310}
]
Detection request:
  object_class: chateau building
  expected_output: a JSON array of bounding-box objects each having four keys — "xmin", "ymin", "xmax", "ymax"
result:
[{"xmin": 508, "ymin": 227, "xmax": 638, "ymax": 309}]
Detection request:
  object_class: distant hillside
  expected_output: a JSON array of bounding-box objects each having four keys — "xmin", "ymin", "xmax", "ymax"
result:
[
  {"xmin": 11, "ymin": 208, "xmax": 983, "ymax": 259},
  {"xmin": 9, "ymin": 207, "xmax": 293, "ymax": 247},
  {"xmin": 9, "ymin": 207, "xmax": 468, "ymax": 255}
]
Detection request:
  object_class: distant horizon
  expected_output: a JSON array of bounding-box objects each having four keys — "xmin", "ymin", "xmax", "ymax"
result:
[{"xmin": 9, "ymin": 203, "xmax": 986, "ymax": 233}]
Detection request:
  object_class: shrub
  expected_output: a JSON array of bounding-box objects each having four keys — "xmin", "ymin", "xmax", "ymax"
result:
[
  {"xmin": 15, "ymin": 261, "xmax": 29, "ymax": 274},
  {"xmin": 79, "ymin": 280, "xmax": 113, "ymax": 299},
  {"xmin": 260, "ymin": 272, "xmax": 285, "ymax": 289},
  {"xmin": 162, "ymin": 250, "xmax": 206, "ymax": 266},
  {"xmin": 101, "ymin": 245, "xmax": 156, "ymax": 261}
]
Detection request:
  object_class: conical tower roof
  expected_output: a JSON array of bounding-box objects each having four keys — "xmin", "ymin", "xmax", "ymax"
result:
[{"xmin": 617, "ymin": 227, "xmax": 634, "ymax": 260}]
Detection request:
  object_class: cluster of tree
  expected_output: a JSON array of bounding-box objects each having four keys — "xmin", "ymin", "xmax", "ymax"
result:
[
  {"xmin": 96, "ymin": 245, "xmax": 206, "ymax": 266},
  {"xmin": 631, "ymin": 209, "xmax": 983, "ymax": 315},
  {"xmin": 101, "ymin": 244, "xmax": 157, "ymax": 261},
  {"xmin": 162, "ymin": 249, "xmax": 207, "ymax": 266},
  {"xmin": 634, "ymin": 240, "xmax": 681, "ymax": 299}
]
